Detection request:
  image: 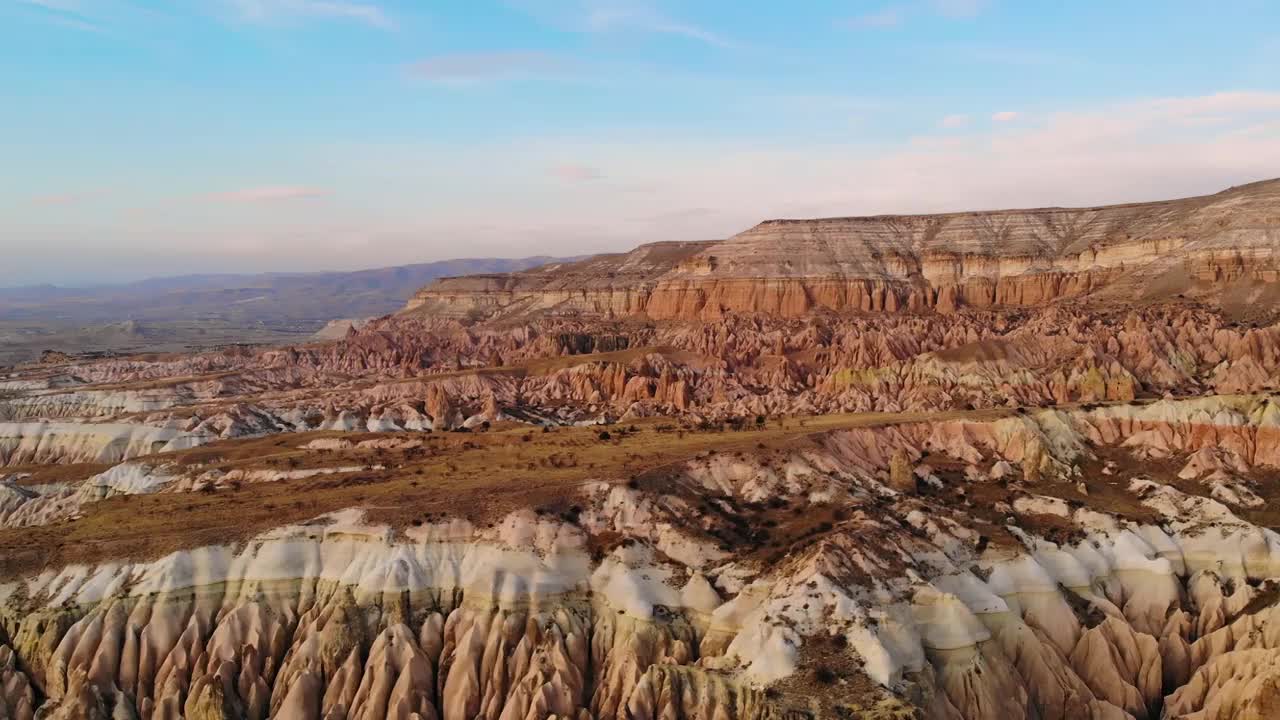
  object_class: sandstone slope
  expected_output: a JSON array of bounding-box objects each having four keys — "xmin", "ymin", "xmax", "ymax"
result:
[{"xmin": 408, "ymin": 179, "xmax": 1280, "ymax": 321}]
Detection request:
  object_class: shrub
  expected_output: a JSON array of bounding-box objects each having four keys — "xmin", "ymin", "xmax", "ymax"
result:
[{"xmin": 812, "ymin": 666, "xmax": 837, "ymax": 685}]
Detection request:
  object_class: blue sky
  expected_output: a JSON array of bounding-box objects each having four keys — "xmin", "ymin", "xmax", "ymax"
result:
[{"xmin": 3, "ymin": 0, "xmax": 1279, "ymax": 285}]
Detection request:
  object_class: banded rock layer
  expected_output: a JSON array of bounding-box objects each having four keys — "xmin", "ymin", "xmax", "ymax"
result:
[{"xmin": 408, "ymin": 180, "xmax": 1280, "ymax": 321}]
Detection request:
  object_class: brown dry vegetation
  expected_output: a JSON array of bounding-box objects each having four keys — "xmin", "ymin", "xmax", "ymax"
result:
[
  {"xmin": 0, "ymin": 407, "xmax": 1008, "ymax": 580},
  {"xmin": 766, "ymin": 634, "xmax": 917, "ymax": 720},
  {"xmin": 3, "ymin": 461, "xmax": 113, "ymax": 488}
]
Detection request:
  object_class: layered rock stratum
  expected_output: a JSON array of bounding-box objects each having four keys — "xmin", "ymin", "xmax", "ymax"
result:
[
  {"xmin": 409, "ymin": 179, "xmax": 1280, "ymax": 322},
  {"xmin": 5, "ymin": 179, "xmax": 1280, "ymax": 720}
]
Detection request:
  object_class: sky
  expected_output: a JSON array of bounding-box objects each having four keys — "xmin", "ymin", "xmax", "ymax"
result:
[{"xmin": 2, "ymin": 0, "xmax": 1280, "ymax": 285}]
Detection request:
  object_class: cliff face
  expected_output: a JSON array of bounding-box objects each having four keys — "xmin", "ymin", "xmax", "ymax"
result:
[{"xmin": 407, "ymin": 180, "xmax": 1280, "ymax": 320}]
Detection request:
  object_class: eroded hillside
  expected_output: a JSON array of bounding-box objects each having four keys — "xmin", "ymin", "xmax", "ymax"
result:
[
  {"xmin": 6, "ymin": 181, "xmax": 1280, "ymax": 719},
  {"xmin": 410, "ymin": 179, "xmax": 1280, "ymax": 322}
]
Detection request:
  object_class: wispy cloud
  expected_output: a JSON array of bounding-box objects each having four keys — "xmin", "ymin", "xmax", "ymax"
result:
[
  {"xmin": 14, "ymin": 0, "xmax": 104, "ymax": 31},
  {"xmin": 17, "ymin": 0, "xmax": 80, "ymax": 10},
  {"xmin": 930, "ymin": 0, "xmax": 989, "ymax": 18},
  {"xmin": 840, "ymin": 0, "xmax": 990, "ymax": 29},
  {"xmin": 550, "ymin": 164, "xmax": 604, "ymax": 182},
  {"xmin": 940, "ymin": 113, "xmax": 970, "ymax": 128},
  {"xmin": 16, "ymin": 90, "xmax": 1277, "ymax": 285},
  {"xmin": 513, "ymin": 0, "xmax": 732, "ymax": 48},
  {"xmin": 30, "ymin": 192, "xmax": 89, "ymax": 207},
  {"xmin": 209, "ymin": 186, "xmax": 330, "ymax": 203},
  {"xmin": 407, "ymin": 51, "xmax": 570, "ymax": 85},
  {"xmin": 583, "ymin": 1, "xmax": 729, "ymax": 47},
  {"xmin": 992, "ymin": 110, "xmax": 1019, "ymax": 122},
  {"xmin": 840, "ymin": 6, "xmax": 903, "ymax": 29},
  {"xmin": 229, "ymin": 0, "xmax": 393, "ymax": 29}
]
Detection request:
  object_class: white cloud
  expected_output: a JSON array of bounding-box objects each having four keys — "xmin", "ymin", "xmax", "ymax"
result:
[
  {"xmin": 931, "ymin": 0, "xmax": 989, "ymax": 18},
  {"xmin": 328, "ymin": 93, "xmax": 1279, "ymax": 238},
  {"xmin": 585, "ymin": 3, "xmax": 728, "ymax": 46},
  {"xmin": 514, "ymin": 0, "xmax": 732, "ymax": 48},
  {"xmin": 229, "ymin": 0, "xmax": 393, "ymax": 29},
  {"xmin": 407, "ymin": 52, "xmax": 569, "ymax": 85},
  {"xmin": 30, "ymin": 193, "xmax": 84, "ymax": 207},
  {"xmin": 940, "ymin": 113, "xmax": 970, "ymax": 128},
  {"xmin": 209, "ymin": 186, "xmax": 329, "ymax": 203},
  {"xmin": 12, "ymin": 91, "xmax": 1279, "ymax": 282},
  {"xmin": 841, "ymin": 6, "xmax": 903, "ymax": 29},
  {"xmin": 992, "ymin": 111, "xmax": 1019, "ymax": 122},
  {"xmin": 16, "ymin": 0, "xmax": 80, "ymax": 10},
  {"xmin": 14, "ymin": 0, "xmax": 104, "ymax": 31},
  {"xmin": 550, "ymin": 164, "xmax": 604, "ymax": 182},
  {"xmin": 841, "ymin": 0, "xmax": 988, "ymax": 30}
]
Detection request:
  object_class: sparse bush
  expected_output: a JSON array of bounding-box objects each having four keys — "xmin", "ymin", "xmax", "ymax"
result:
[{"xmin": 812, "ymin": 666, "xmax": 838, "ymax": 685}]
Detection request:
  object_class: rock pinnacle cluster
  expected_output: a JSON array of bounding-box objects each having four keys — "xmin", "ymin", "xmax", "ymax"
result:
[{"xmin": 5, "ymin": 179, "xmax": 1280, "ymax": 720}]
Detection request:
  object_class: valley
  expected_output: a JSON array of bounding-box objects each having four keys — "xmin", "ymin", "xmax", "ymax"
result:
[{"xmin": 4, "ymin": 181, "xmax": 1280, "ymax": 719}]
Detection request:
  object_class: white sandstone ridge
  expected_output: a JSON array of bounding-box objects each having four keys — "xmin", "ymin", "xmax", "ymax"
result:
[
  {"xmin": 8, "ymin": 396, "xmax": 1280, "ymax": 718},
  {"xmin": 0, "ymin": 506, "xmax": 763, "ymax": 720},
  {"xmin": 0, "ymin": 462, "xmax": 184, "ymax": 529},
  {"xmin": 6, "ymin": 470, "xmax": 1280, "ymax": 720},
  {"xmin": 79, "ymin": 461, "xmax": 180, "ymax": 499},
  {"xmin": 0, "ymin": 388, "xmax": 190, "ymax": 422},
  {"xmin": 686, "ymin": 480, "xmax": 1280, "ymax": 719},
  {"xmin": 0, "ymin": 422, "xmax": 212, "ymax": 466},
  {"xmin": 0, "ymin": 462, "xmax": 391, "ymax": 530}
]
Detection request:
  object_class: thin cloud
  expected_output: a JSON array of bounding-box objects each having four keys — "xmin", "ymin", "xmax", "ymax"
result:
[
  {"xmin": 30, "ymin": 193, "xmax": 86, "ymax": 207},
  {"xmin": 992, "ymin": 111, "xmax": 1020, "ymax": 122},
  {"xmin": 631, "ymin": 207, "xmax": 719, "ymax": 224},
  {"xmin": 940, "ymin": 113, "xmax": 970, "ymax": 128},
  {"xmin": 931, "ymin": 0, "xmax": 989, "ymax": 18},
  {"xmin": 840, "ymin": 7, "xmax": 903, "ymax": 29},
  {"xmin": 17, "ymin": 0, "xmax": 80, "ymax": 10},
  {"xmin": 209, "ymin": 186, "xmax": 330, "ymax": 203},
  {"xmin": 551, "ymin": 164, "xmax": 604, "ymax": 182},
  {"xmin": 229, "ymin": 0, "xmax": 394, "ymax": 29},
  {"xmin": 840, "ymin": 1, "xmax": 987, "ymax": 30},
  {"xmin": 585, "ymin": 5, "xmax": 730, "ymax": 47},
  {"xmin": 14, "ymin": 0, "xmax": 104, "ymax": 31},
  {"xmin": 514, "ymin": 0, "xmax": 733, "ymax": 48},
  {"xmin": 408, "ymin": 52, "xmax": 570, "ymax": 85}
]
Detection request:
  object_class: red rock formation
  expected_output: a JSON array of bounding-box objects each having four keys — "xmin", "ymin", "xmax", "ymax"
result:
[{"xmin": 406, "ymin": 179, "xmax": 1280, "ymax": 322}]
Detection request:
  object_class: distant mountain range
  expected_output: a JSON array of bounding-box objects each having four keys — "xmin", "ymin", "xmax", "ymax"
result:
[
  {"xmin": 0, "ymin": 257, "xmax": 569, "ymax": 325},
  {"xmin": 0, "ymin": 256, "xmax": 571, "ymax": 365}
]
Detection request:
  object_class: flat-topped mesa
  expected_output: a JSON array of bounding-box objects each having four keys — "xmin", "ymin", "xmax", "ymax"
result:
[
  {"xmin": 404, "ymin": 179, "xmax": 1280, "ymax": 321},
  {"xmin": 405, "ymin": 240, "xmax": 715, "ymax": 320}
]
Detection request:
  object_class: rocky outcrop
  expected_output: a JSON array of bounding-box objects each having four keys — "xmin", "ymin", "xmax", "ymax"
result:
[
  {"xmin": 5, "ymin": 395, "xmax": 1280, "ymax": 718},
  {"xmin": 0, "ymin": 423, "xmax": 212, "ymax": 467},
  {"xmin": 0, "ymin": 645, "xmax": 35, "ymax": 720}
]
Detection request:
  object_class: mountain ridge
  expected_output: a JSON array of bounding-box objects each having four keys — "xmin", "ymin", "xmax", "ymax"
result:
[{"xmin": 406, "ymin": 178, "xmax": 1280, "ymax": 321}]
